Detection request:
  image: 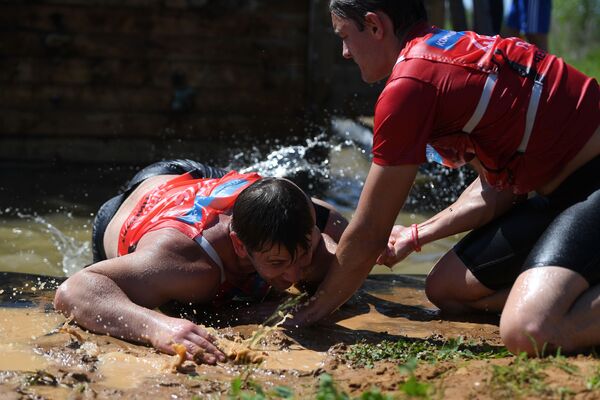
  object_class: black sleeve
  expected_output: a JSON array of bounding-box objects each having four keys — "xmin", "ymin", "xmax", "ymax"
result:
[{"xmin": 313, "ymin": 202, "xmax": 331, "ymax": 231}]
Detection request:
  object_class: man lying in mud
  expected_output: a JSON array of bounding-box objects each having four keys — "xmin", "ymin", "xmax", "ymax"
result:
[{"xmin": 53, "ymin": 160, "xmax": 347, "ymax": 365}]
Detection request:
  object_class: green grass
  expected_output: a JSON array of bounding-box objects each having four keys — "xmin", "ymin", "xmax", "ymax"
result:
[
  {"xmin": 227, "ymin": 374, "xmax": 293, "ymax": 400},
  {"xmin": 586, "ymin": 366, "xmax": 600, "ymax": 391},
  {"xmin": 397, "ymin": 358, "xmax": 433, "ymax": 399},
  {"xmin": 226, "ymin": 373, "xmax": 394, "ymax": 400},
  {"xmin": 345, "ymin": 337, "xmax": 510, "ymax": 368},
  {"xmin": 489, "ymin": 352, "xmax": 580, "ymax": 399},
  {"xmin": 564, "ymin": 48, "xmax": 600, "ymax": 80},
  {"xmin": 223, "ymin": 341, "xmax": 599, "ymax": 399}
]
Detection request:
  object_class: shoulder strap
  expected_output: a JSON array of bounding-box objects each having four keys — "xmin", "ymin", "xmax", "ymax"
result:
[{"xmin": 194, "ymin": 235, "xmax": 225, "ymax": 283}]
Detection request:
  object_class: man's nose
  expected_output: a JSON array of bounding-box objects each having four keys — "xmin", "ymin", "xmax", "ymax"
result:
[
  {"xmin": 342, "ymin": 42, "xmax": 352, "ymax": 59},
  {"xmin": 282, "ymin": 263, "xmax": 302, "ymax": 284}
]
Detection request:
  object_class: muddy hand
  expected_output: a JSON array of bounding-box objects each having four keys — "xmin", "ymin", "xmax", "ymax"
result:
[
  {"xmin": 154, "ymin": 317, "xmax": 226, "ymax": 365},
  {"xmin": 376, "ymin": 225, "xmax": 414, "ymax": 268}
]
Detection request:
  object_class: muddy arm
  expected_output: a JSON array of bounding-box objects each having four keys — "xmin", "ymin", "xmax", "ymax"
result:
[
  {"xmin": 290, "ymin": 163, "xmax": 419, "ymax": 325},
  {"xmin": 53, "ymin": 232, "xmax": 226, "ymax": 364}
]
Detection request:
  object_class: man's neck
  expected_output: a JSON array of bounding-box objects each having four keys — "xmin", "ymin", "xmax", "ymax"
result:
[{"xmin": 204, "ymin": 215, "xmax": 254, "ymax": 275}]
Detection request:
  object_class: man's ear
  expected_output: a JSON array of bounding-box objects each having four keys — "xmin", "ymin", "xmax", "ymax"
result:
[
  {"xmin": 364, "ymin": 11, "xmax": 385, "ymax": 39},
  {"xmin": 229, "ymin": 231, "xmax": 249, "ymax": 258}
]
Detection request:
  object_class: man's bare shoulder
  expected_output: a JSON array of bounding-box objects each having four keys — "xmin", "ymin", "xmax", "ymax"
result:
[{"xmin": 92, "ymin": 229, "xmax": 224, "ymax": 305}]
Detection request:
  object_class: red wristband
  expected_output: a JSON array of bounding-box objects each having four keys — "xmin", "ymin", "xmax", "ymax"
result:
[{"xmin": 411, "ymin": 224, "xmax": 421, "ymax": 252}]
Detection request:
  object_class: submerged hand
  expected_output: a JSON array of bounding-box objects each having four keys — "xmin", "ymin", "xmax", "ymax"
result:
[
  {"xmin": 376, "ymin": 225, "xmax": 414, "ymax": 268},
  {"xmin": 153, "ymin": 317, "xmax": 226, "ymax": 365}
]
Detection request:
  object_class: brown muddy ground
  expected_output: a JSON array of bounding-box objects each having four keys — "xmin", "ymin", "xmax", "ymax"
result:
[{"xmin": 1, "ymin": 272, "xmax": 599, "ymax": 399}]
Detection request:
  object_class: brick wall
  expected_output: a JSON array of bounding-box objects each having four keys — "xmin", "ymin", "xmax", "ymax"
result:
[{"xmin": 0, "ymin": 0, "xmax": 379, "ymax": 163}]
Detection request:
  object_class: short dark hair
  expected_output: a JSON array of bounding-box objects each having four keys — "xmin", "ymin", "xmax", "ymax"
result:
[
  {"xmin": 231, "ymin": 178, "xmax": 313, "ymax": 260},
  {"xmin": 329, "ymin": 0, "xmax": 427, "ymax": 39}
]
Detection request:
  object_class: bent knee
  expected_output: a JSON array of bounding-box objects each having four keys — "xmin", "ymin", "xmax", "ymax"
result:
[
  {"xmin": 425, "ymin": 273, "xmax": 470, "ymax": 313},
  {"xmin": 425, "ymin": 252, "xmax": 486, "ymax": 313},
  {"xmin": 425, "ymin": 275, "xmax": 449, "ymax": 308},
  {"xmin": 500, "ymin": 315, "xmax": 557, "ymax": 356}
]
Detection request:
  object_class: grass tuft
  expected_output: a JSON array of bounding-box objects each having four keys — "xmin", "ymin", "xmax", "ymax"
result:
[
  {"xmin": 489, "ymin": 351, "xmax": 580, "ymax": 399},
  {"xmin": 345, "ymin": 336, "xmax": 509, "ymax": 368},
  {"xmin": 586, "ymin": 366, "xmax": 600, "ymax": 391}
]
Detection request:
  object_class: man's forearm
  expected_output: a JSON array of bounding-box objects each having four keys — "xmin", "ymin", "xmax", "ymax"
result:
[
  {"xmin": 54, "ymin": 272, "xmax": 169, "ymax": 345},
  {"xmin": 290, "ymin": 163, "xmax": 419, "ymax": 326},
  {"xmin": 294, "ymin": 223, "xmax": 385, "ymax": 325},
  {"xmin": 417, "ymin": 176, "xmax": 517, "ymax": 246}
]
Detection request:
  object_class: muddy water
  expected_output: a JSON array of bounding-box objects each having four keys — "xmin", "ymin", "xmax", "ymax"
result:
[
  {"xmin": 0, "ymin": 213, "xmax": 91, "ymax": 277},
  {"xmin": 0, "ymin": 274, "xmax": 502, "ymax": 399},
  {"xmin": 0, "ymin": 308, "xmax": 59, "ymax": 372}
]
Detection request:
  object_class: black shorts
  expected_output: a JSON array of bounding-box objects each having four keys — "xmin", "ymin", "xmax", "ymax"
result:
[
  {"xmin": 91, "ymin": 160, "xmax": 228, "ymax": 263},
  {"xmin": 455, "ymin": 155, "xmax": 600, "ymax": 290}
]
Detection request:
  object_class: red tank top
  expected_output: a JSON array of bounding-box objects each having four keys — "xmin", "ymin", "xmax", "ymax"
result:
[{"xmin": 118, "ymin": 171, "xmax": 261, "ymax": 255}]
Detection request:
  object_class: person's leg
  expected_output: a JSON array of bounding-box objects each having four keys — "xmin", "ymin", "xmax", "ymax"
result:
[
  {"xmin": 500, "ymin": 268, "xmax": 597, "ymax": 355},
  {"xmin": 473, "ymin": 0, "xmax": 493, "ymax": 35},
  {"xmin": 500, "ymin": 185, "xmax": 600, "ymax": 355},
  {"xmin": 489, "ymin": 0, "xmax": 504, "ymax": 35},
  {"xmin": 448, "ymin": 0, "xmax": 467, "ymax": 31},
  {"xmin": 426, "ymin": 195, "xmax": 557, "ymax": 314},
  {"xmin": 426, "ymin": 250, "xmax": 510, "ymax": 313},
  {"xmin": 424, "ymin": 0, "xmax": 446, "ymax": 28},
  {"xmin": 523, "ymin": 0, "xmax": 551, "ymax": 50},
  {"xmin": 504, "ymin": 0, "xmax": 522, "ymax": 37}
]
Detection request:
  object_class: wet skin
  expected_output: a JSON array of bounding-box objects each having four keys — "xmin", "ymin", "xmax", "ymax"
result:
[
  {"xmin": 54, "ymin": 175, "xmax": 348, "ymax": 365},
  {"xmin": 245, "ymin": 226, "xmax": 321, "ymax": 292},
  {"xmin": 331, "ymin": 12, "xmax": 402, "ymax": 84}
]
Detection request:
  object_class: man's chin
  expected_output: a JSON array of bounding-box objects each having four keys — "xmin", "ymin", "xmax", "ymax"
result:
[
  {"xmin": 362, "ymin": 74, "xmax": 386, "ymax": 84},
  {"xmin": 361, "ymin": 69, "xmax": 389, "ymax": 84},
  {"xmin": 271, "ymin": 282, "xmax": 294, "ymax": 292},
  {"xmin": 360, "ymin": 72, "xmax": 373, "ymax": 83}
]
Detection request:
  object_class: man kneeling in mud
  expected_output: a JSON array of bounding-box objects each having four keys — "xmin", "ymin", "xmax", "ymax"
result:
[{"xmin": 53, "ymin": 160, "xmax": 347, "ymax": 365}]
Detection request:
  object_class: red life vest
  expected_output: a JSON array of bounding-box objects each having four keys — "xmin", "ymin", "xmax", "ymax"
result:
[
  {"xmin": 398, "ymin": 28, "xmax": 555, "ymax": 191},
  {"xmin": 118, "ymin": 171, "xmax": 261, "ymax": 255}
]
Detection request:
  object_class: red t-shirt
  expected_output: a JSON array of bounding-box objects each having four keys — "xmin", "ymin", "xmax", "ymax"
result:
[{"xmin": 373, "ymin": 25, "xmax": 599, "ymax": 193}]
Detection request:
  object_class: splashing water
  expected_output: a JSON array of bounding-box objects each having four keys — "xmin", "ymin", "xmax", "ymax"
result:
[
  {"xmin": 227, "ymin": 131, "xmax": 372, "ymax": 213},
  {"xmin": 0, "ymin": 117, "xmax": 473, "ymax": 278},
  {"xmin": 6, "ymin": 210, "xmax": 91, "ymax": 276},
  {"xmin": 229, "ymin": 118, "xmax": 474, "ymax": 213}
]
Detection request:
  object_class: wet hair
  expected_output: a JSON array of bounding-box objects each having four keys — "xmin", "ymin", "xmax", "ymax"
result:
[
  {"xmin": 231, "ymin": 178, "xmax": 314, "ymax": 260},
  {"xmin": 329, "ymin": 0, "xmax": 427, "ymax": 39}
]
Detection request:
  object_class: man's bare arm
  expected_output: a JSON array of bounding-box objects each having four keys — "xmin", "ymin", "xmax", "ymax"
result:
[
  {"xmin": 54, "ymin": 231, "xmax": 226, "ymax": 363},
  {"xmin": 291, "ymin": 163, "xmax": 419, "ymax": 325},
  {"xmin": 378, "ymin": 164, "xmax": 520, "ymax": 266}
]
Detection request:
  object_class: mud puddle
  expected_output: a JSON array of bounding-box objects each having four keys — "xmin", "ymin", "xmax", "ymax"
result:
[{"xmin": 0, "ymin": 273, "xmax": 598, "ymax": 399}]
